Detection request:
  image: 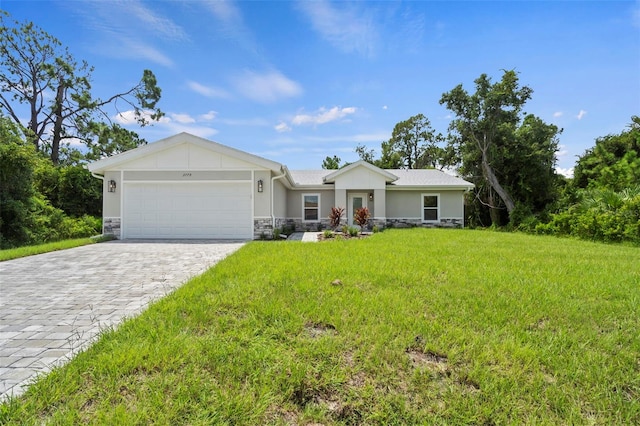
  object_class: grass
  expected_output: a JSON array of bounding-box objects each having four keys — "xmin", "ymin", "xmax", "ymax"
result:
[
  {"xmin": 1, "ymin": 229, "xmax": 639, "ymax": 424},
  {"xmin": 0, "ymin": 236, "xmax": 108, "ymax": 262}
]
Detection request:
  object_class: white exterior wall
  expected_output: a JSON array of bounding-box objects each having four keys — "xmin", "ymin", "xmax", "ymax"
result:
[
  {"xmin": 272, "ymin": 178, "xmax": 287, "ymax": 218},
  {"xmin": 286, "ymin": 190, "xmax": 334, "ymax": 219},
  {"xmin": 386, "ymin": 190, "xmax": 465, "ymax": 220},
  {"xmin": 333, "ymin": 167, "xmax": 387, "ymax": 190}
]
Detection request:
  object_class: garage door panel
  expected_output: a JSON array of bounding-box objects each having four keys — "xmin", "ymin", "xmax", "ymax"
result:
[{"xmin": 123, "ymin": 182, "xmax": 252, "ymax": 239}]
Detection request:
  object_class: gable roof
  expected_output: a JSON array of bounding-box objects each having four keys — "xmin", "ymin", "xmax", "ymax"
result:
[
  {"xmin": 87, "ymin": 133, "xmax": 473, "ymax": 190},
  {"xmin": 322, "ymin": 160, "xmax": 398, "ymax": 183},
  {"xmin": 387, "ymin": 169, "xmax": 474, "ymax": 189},
  {"xmin": 288, "ymin": 166, "xmax": 473, "ymax": 190},
  {"xmin": 87, "ymin": 132, "xmax": 284, "ymax": 174}
]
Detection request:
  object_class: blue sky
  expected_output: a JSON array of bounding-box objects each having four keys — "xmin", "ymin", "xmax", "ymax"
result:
[{"xmin": 3, "ymin": 0, "xmax": 639, "ymax": 175}]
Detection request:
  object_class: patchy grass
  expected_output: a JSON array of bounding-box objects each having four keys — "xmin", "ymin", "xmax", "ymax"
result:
[
  {"xmin": 0, "ymin": 236, "xmax": 110, "ymax": 262},
  {"xmin": 1, "ymin": 229, "xmax": 639, "ymax": 424}
]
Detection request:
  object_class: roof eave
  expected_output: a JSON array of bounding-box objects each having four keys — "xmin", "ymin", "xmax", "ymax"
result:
[{"xmin": 87, "ymin": 132, "xmax": 284, "ymax": 173}]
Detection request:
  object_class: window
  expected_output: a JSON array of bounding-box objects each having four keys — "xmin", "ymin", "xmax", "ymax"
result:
[
  {"xmin": 303, "ymin": 194, "xmax": 320, "ymax": 221},
  {"xmin": 422, "ymin": 194, "xmax": 439, "ymax": 222}
]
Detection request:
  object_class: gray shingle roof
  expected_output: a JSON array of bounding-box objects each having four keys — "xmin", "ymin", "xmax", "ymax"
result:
[
  {"xmin": 387, "ymin": 169, "xmax": 472, "ymax": 187},
  {"xmin": 288, "ymin": 168, "xmax": 472, "ymax": 188},
  {"xmin": 288, "ymin": 170, "xmax": 332, "ymax": 186}
]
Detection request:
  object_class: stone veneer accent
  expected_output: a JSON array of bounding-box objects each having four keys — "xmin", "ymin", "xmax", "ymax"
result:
[
  {"xmin": 253, "ymin": 218, "xmax": 273, "ymax": 239},
  {"xmin": 254, "ymin": 217, "xmax": 463, "ymax": 239},
  {"xmin": 103, "ymin": 217, "xmax": 121, "ymax": 238}
]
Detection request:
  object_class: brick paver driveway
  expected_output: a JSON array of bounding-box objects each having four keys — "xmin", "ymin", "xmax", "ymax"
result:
[{"xmin": 0, "ymin": 240, "xmax": 245, "ymax": 400}]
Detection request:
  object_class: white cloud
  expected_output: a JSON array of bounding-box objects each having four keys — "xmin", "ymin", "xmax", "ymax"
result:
[
  {"xmin": 576, "ymin": 110, "xmax": 587, "ymax": 120},
  {"xmin": 556, "ymin": 167, "xmax": 574, "ymax": 178},
  {"xmin": 291, "ymin": 106, "xmax": 357, "ymax": 126},
  {"xmin": 206, "ymin": 0, "xmax": 242, "ymax": 23},
  {"xmin": 127, "ymin": 1, "xmax": 188, "ymax": 41},
  {"xmin": 106, "ymin": 37, "xmax": 174, "ymax": 67},
  {"xmin": 275, "ymin": 122, "xmax": 292, "ymax": 133},
  {"xmin": 113, "ymin": 109, "xmax": 217, "ymax": 138},
  {"xmin": 199, "ymin": 111, "xmax": 218, "ymax": 121},
  {"xmin": 557, "ymin": 144, "xmax": 569, "ymax": 158},
  {"xmin": 170, "ymin": 113, "xmax": 196, "ymax": 124},
  {"xmin": 553, "ymin": 111, "xmax": 563, "ymax": 118},
  {"xmin": 200, "ymin": 0, "xmax": 259, "ymax": 55},
  {"xmin": 187, "ymin": 81, "xmax": 231, "ymax": 99},
  {"xmin": 297, "ymin": 0, "xmax": 377, "ymax": 57},
  {"xmin": 64, "ymin": 1, "xmax": 182, "ymax": 67},
  {"xmin": 382, "ymin": 105, "xmax": 388, "ymax": 110},
  {"xmin": 233, "ymin": 70, "xmax": 303, "ymax": 103},
  {"xmin": 113, "ymin": 109, "xmax": 170, "ymax": 125}
]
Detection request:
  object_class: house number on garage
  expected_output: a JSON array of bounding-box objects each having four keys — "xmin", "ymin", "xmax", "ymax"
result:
[{"xmin": 182, "ymin": 173, "xmax": 192, "ymax": 177}]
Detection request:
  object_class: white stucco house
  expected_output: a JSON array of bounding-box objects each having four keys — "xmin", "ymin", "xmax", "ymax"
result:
[{"xmin": 87, "ymin": 133, "xmax": 474, "ymax": 240}]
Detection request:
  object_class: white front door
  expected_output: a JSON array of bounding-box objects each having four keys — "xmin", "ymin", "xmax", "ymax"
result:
[{"xmin": 348, "ymin": 193, "xmax": 368, "ymax": 226}]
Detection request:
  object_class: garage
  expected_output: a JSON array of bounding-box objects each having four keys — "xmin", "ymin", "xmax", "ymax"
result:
[{"xmin": 123, "ymin": 182, "xmax": 252, "ymax": 239}]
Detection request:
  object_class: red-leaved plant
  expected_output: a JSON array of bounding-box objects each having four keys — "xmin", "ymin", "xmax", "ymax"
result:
[
  {"xmin": 329, "ymin": 206, "xmax": 345, "ymax": 229},
  {"xmin": 354, "ymin": 207, "xmax": 370, "ymax": 232}
]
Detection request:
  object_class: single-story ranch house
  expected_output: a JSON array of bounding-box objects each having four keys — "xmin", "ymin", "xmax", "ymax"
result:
[{"xmin": 87, "ymin": 133, "xmax": 474, "ymax": 240}]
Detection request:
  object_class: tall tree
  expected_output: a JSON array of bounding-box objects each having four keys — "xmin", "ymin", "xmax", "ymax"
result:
[
  {"xmin": 573, "ymin": 116, "xmax": 640, "ymax": 192},
  {"xmin": 321, "ymin": 155, "xmax": 342, "ymax": 169},
  {"xmin": 0, "ymin": 12, "xmax": 163, "ymax": 164},
  {"xmin": 440, "ymin": 70, "xmax": 560, "ymax": 225},
  {"xmin": 386, "ymin": 114, "xmax": 445, "ymax": 169},
  {"xmin": 355, "ymin": 144, "xmax": 377, "ymax": 164}
]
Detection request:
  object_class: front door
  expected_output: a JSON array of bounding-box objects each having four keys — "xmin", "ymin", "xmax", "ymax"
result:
[{"xmin": 348, "ymin": 193, "xmax": 368, "ymax": 226}]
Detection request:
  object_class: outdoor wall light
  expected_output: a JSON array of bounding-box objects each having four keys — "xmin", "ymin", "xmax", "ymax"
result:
[
  {"xmin": 108, "ymin": 180, "xmax": 117, "ymax": 193},
  {"xmin": 369, "ymin": 192, "xmax": 374, "ymax": 201},
  {"xmin": 257, "ymin": 179, "xmax": 264, "ymax": 193}
]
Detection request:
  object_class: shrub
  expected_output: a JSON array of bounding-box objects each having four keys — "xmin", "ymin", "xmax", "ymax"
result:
[
  {"xmin": 323, "ymin": 229, "xmax": 334, "ymax": 239},
  {"xmin": 348, "ymin": 226, "xmax": 359, "ymax": 237},
  {"xmin": 273, "ymin": 228, "xmax": 281, "ymax": 239},
  {"xmin": 536, "ymin": 187, "xmax": 640, "ymax": 244},
  {"xmin": 354, "ymin": 207, "xmax": 370, "ymax": 231},
  {"xmin": 328, "ymin": 207, "xmax": 345, "ymax": 229}
]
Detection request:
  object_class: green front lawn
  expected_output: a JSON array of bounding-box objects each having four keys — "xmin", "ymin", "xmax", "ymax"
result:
[
  {"xmin": 0, "ymin": 237, "xmax": 106, "ymax": 262},
  {"xmin": 2, "ymin": 229, "xmax": 639, "ymax": 424}
]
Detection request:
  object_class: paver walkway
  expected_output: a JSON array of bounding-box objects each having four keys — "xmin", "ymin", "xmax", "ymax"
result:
[
  {"xmin": 0, "ymin": 240, "xmax": 245, "ymax": 401},
  {"xmin": 287, "ymin": 232, "xmax": 320, "ymax": 242}
]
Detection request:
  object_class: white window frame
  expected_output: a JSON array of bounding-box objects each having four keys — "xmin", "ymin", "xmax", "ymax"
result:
[
  {"xmin": 421, "ymin": 193, "xmax": 440, "ymax": 223},
  {"xmin": 302, "ymin": 193, "xmax": 320, "ymax": 222}
]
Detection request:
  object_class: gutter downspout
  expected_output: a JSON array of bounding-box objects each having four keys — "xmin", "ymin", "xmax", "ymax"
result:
[
  {"xmin": 271, "ymin": 167, "xmax": 288, "ymax": 229},
  {"xmin": 90, "ymin": 172, "xmax": 105, "ymax": 182}
]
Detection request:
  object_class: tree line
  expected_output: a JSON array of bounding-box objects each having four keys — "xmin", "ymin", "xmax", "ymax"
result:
[
  {"xmin": 0, "ymin": 12, "xmax": 163, "ymax": 248},
  {"xmin": 1, "ymin": 10, "xmax": 637, "ymax": 248},
  {"xmin": 323, "ymin": 71, "xmax": 639, "ymax": 244}
]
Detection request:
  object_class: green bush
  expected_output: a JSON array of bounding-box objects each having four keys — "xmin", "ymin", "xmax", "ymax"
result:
[{"xmin": 536, "ymin": 187, "xmax": 640, "ymax": 244}]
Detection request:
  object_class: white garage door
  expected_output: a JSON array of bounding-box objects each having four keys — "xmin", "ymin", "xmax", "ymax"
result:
[{"xmin": 123, "ymin": 182, "xmax": 252, "ymax": 239}]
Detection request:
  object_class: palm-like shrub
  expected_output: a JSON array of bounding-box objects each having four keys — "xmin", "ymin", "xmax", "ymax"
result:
[
  {"xmin": 329, "ymin": 206, "xmax": 345, "ymax": 229},
  {"xmin": 354, "ymin": 207, "xmax": 370, "ymax": 232}
]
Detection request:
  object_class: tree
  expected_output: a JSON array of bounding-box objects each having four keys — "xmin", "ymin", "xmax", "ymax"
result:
[
  {"xmin": 0, "ymin": 12, "xmax": 162, "ymax": 164},
  {"xmin": 440, "ymin": 70, "xmax": 560, "ymax": 225},
  {"xmin": 0, "ymin": 116, "xmax": 39, "ymax": 247},
  {"xmin": 573, "ymin": 116, "xmax": 640, "ymax": 192},
  {"xmin": 386, "ymin": 114, "xmax": 445, "ymax": 169},
  {"xmin": 355, "ymin": 144, "xmax": 376, "ymax": 164},
  {"xmin": 355, "ymin": 142, "xmax": 403, "ymax": 169},
  {"xmin": 322, "ymin": 155, "xmax": 342, "ymax": 169}
]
